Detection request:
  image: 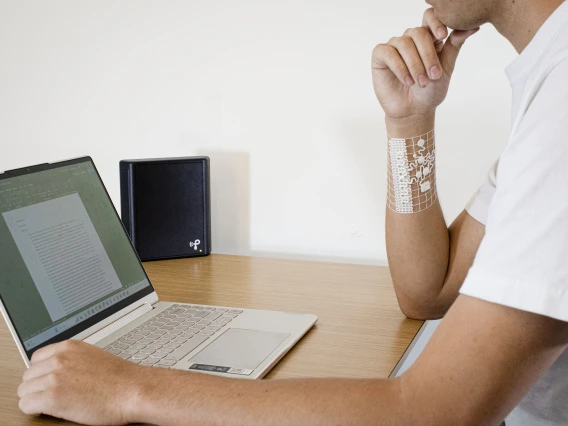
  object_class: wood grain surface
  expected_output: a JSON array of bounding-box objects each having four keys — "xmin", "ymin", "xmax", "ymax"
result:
[{"xmin": 0, "ymin": 254, "xmax": 422, "ymax": 425}]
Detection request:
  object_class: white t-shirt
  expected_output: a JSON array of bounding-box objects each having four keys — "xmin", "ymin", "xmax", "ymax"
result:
[{"xmin": 462, "ymin": 2, "xmax": 568, "ymax": 424}]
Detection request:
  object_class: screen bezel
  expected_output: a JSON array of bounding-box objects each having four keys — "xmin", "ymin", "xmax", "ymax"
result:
[{"xmin": 0, "ymin": 156, "xmax": 156, "ymax": 358}]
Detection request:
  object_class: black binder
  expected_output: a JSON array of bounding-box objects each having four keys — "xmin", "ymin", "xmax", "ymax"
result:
[{"xmin": 120, "ymin": 157, "xmax": 211, "ymax": 261}]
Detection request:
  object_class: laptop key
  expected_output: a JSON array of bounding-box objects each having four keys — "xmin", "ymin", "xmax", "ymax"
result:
[
  {"xmin": 205, "ymin": 312, "xmax": 223, "ymax": 321},
  {"xmin": 145, "ymin": 344, "xmax": 163, "ymax": 350},
  {"xmin": 158, "ymin": 359, "xmax": 177, "ymax": 366},
  {"xmin": 107, "ymin": 348, "xmax": 122, "ymax": 355},
  {"xmin": 117, "ymin": 353, "xmax": 131, "ymax": 360},
  {"xmin": 166, "ymin": 335, "xmax": 210, "ymax": 361},
  {"xmin": 149, "ymin": 353, "xmax": 167, "ymax": 359},
  {"xmin": 113, "ymin": 344, "xmax": 129, "ymax": 350},
  {"xmin": 122, "ymin": 349, "xmax": 139, "ymax": 355},
  {"xmin": 131, "ymin": 354, "xmax": 149, "ymax": 360},
  {"xmin": 140, "ymin": 358, "xmax": 159, "ymax": 365},
  {"xmin": 130, "ymin": 344, "xmax": 146, "ymax": 350}
]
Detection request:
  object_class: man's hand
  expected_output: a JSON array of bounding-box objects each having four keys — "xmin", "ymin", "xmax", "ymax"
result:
[
  {"xmin": 372, "ymin": 8, "xmax": 479, "ymax": 122},
  {"xmin": 18, "ymin": 340, "xmax": 147, "ymax": 425}
]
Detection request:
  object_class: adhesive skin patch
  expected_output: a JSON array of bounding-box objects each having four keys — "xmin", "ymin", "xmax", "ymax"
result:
[{"xmin": 387, "ymin": 129, "xmax": 437, "ymax": 214}]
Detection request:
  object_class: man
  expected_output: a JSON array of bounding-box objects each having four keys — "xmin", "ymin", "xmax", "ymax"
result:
[{"xmin": 17, "ymin": 0, "xmax": 568, "ymax": 424}]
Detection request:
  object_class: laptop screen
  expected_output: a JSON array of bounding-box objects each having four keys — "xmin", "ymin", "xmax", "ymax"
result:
[{"xmin": 0, "ymin": 157, "xmax": 154, "ymax": 356}]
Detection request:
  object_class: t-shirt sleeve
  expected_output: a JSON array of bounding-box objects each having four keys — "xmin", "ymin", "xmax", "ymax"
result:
[
  {"xmin": 460, "ymin": 59, "xmax": 568, "ymax": 322},
  {"xmin": 465, "ymin": 160, "xmax": 499, "ymax": 226}
]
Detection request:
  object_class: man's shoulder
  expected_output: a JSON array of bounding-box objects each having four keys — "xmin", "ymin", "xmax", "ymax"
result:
[{"xmin": 522, "ymin": 53, "xmax": 568, "ymax": 121}]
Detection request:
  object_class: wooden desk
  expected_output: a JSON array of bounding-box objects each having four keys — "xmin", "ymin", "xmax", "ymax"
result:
[{"xmin": 0, "ymin": 255, "xmax": 423, "ymax": 425}]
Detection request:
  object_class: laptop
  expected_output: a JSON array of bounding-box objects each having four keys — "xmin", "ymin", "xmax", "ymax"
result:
[{"xmin": 0, "ymin": 157, "xmax": 317, "ymax": 379}]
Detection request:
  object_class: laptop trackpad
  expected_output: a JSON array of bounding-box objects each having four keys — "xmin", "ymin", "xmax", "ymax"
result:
[{"xmin": 189, "ymin": 328, "xmax": 290, "ymax": 370}]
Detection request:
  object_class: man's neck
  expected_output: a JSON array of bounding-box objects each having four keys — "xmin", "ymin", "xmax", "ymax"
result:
[{"xmin": 491, "ymin": 0, "xmax": 565, "ymax": 53}]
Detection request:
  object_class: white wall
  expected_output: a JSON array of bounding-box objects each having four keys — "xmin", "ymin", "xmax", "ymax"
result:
[{"xmin": 0, "ymin": 0, "xmax": 516, "ymax": 265}]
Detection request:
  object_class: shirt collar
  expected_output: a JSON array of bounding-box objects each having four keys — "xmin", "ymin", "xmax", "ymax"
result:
[{"xmin": 505, "ymin": 1, "xmax": 568, "ymax": 84}]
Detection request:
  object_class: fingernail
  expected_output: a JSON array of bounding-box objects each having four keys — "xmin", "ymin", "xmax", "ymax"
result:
[
  {"xmin": 430, "ymin": 66, "xmax": 441, "ymax": 79},
  {"xmin": 405, "ymin": 75, "xmax": 415, "ymax": 87},
  {"xmin": 418, "ymin": 75, "xmax": 429, "ymax": 87},
  {"xmin": 437, "ymin": 28, "xmax": 446, "ymax": 39}
]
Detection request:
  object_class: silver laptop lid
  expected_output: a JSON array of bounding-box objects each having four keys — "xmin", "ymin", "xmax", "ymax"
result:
[{"xmin": 0, "ymin": 157, "xmax": 155, "ymax": 359}]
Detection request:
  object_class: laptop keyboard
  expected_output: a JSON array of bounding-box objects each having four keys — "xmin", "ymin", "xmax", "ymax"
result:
[{"xmin": 103, "ymin": 304, "xmax": 242, "ymax": 368}]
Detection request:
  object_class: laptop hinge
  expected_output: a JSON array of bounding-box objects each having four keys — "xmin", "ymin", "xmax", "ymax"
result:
[{"xmin": 83, "ymin": 303, "xmax": 153, "ymax": 345}]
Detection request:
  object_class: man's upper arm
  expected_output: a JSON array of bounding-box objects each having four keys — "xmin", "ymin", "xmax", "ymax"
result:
[{"xmin": 399, "ymin": 295, "xmax": 568, "ymax": 425}]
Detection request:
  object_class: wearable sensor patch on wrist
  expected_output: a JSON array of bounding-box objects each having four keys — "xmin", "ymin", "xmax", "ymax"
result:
[{"xmin": 387, "ymin": 129, "xmax": 437, "ymax": 214}]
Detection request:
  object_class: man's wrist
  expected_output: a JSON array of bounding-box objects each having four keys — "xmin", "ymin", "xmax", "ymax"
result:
[
  {"xmin": 123, "ymin": 367, "xmax": 171, "ymax": 424},
  {"xmin": 386, "ymin": 116, "xmax": 437, "ymax": 215},
  {"xmin": 386, "ymin": 111, "xmax": 435, "ymax": 138}
]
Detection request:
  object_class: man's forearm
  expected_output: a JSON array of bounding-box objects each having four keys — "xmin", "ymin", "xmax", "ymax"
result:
[
  {"xmin": 385, "ymin": 113, "xmax": 451, "ymax": 319},
  {"xmin": 130, "ymin": 370, "xmax": 404, "ymax": 426}
]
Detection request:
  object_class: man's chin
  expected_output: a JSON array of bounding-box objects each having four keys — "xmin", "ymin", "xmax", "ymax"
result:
[{"xmin": 436, "ymin": 14, "xmax": 480, "ymax": 32}]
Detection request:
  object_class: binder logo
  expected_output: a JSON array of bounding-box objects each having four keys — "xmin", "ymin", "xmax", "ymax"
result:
[{"xmin": 189, "ymin": 239, "xmax": 201, "ymax": 251}]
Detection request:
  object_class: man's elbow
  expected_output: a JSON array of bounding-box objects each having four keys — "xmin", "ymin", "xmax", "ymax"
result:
[{"xmin": 395, "ymin": 293, "xmax": 447, "ymax": 321}]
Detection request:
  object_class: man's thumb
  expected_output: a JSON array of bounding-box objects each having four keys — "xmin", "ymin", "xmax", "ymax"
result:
[{"xmin": 440, "ymin": 28, "xmax": 480, "ymax": 76}]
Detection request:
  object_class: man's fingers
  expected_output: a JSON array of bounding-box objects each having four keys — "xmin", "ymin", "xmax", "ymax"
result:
[
  {"xmin": 18, "ymin": 373, "xmax": 57, "ymax": 398},
  {"xmin": 23, "ymin": 355, "xmax": 66, "ymax": 382},
  {"xmin": 422, "ymin": 8, "xmax": 448, "ymax": 40},
  {"xmin": 403, "ymin": 27, "xmax": 443, "ymax": 80},
  {"xmin": 439, "ymin": 28, "xmax": 480, "ymax": 75},
  {"xmin": 372, "ymin": 44, "xmax": 415, "ymax": 87},
  {"xmin": 19, "ymin": 391, "xmax": 55, "ymax": 417},
  {"xmin": 388, "ymin": 36, "xmax": 429, "ymax": 87},
  {"xmin": 447, "ymin": 27, "xmax": 480, "ymax": 47},
  {"xmin": 30, "ymin": 340, "xmax": 80, "ymax": 364}
]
